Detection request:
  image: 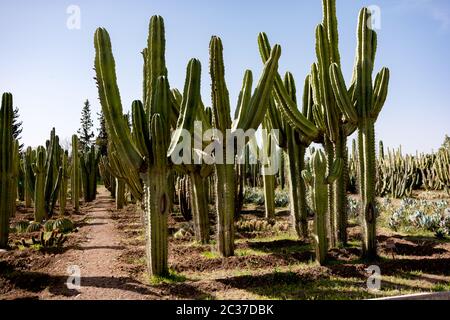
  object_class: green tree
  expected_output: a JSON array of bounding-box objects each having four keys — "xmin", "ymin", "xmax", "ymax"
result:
[
  {"xmin": 442, "ymin": 135, "xmax": 450, "ymax": 151},
  {"xmin": 12, "ymin": 107, "xmax": 24, "ymax": 152},
  {"xmin": 96, "ymin": 110, "xmax": 108, "ymax": 156},
  {"xmin": 77, "ymin": 99, "xmax": 95, "ymax": 151}
]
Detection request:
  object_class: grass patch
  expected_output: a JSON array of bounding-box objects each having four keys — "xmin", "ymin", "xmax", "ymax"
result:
[
  {"xmin": 148, "ymin": 270, "xmax": 187, "ymax": 285},
  {"xmin": 201, "ymin": 251, "xmax": 220, "ymax": 259}
]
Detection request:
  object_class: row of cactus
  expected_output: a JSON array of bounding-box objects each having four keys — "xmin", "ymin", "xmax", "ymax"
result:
[
  {"xmin": 80, "ymin": 145, "xmax": 100, "ymax": 203},
  {"xmin": 369, "ymin": 142, "xmax": 450, "ymax": 199}
]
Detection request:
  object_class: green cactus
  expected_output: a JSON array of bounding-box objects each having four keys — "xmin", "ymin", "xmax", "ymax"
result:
[
  {"xmin": 80, "ymin": 145, "xmax": 100, "ymax": 203},
  {"xmin": 23, "ymin": 146, "xmax": 35, "ymax": 208},
  {"xmin": 302, "ymin": 149, "xmax": 342, "ymax": 265},
  {"xmin": 33, "ymin": 146, "xmax": 47, "ymax": 222},
  {"xmin": 209, "ymin": 36, "xmax": 281, "ymax": 256},
  {"xmin": 167, "ymin": 58, "xmax": 213, "ymax": 244},
  {"xmin": 94, "ymin": 16, "xmax": 176, "ymax": 276},
  {"xmin": 71, "ymin": 135, "xmax": 81, "ymax": 212},
  {"xmin": 59, "ymin": 151, "xmax": 70, "ymax": 215},
  {"xmin": 329, "ymin": 8, "xmax": 390, "ymax": 260},
  {"xmin": 0, "ymin": 93, "xmax": 15, "ymax": 248},
  {"xmin": 264, "ymin": 72, "xmax": 315, "ymax": 239}
]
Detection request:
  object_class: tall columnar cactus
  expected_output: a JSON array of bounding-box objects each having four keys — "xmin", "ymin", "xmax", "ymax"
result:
[
  {"xmin": 265, "ymin": 72, "xmax": 315, "ymax": 238},
  {"xmin": 10, "ymin": 139, "xmax": 20, "ymax": 218},
  {"xmin": 261, "ymin": 116, "xmax": 276, "ymax": 220},
  {"xmin": 330, "ymin": 8, "xmax": 390, "ymax": 260},
  {"xmin": 59, "ymin": 151, "xmax": 70, "ymax": 215},
  {"xmin": 80, "ymin": 145, "xmax": 100, "ymax": 203},
  {"xmin": 23, "ymin": 147, "xmax": 35, "ymax": 208},
  {"xmin": 71, "ymin": 135, "xmax": 81, "ymax": 212},
  {"xmin": 33, "ymin": 146, "xmax": 47, "ymax": 222},
  {"xmin": 43, "ymin": 128, "xmax": 63, "ymax": 217},
  {"xmin": 308, "ymin": 0, "xmax": 359, "ymax": 246},
  {"xmin": 167, "ymin": 60, "xmax": 213, "ymax": 244},
  {"xmin": 0, "ymin": 93, "xmax": 14, "ymax": 248},
  {"xmin": 95, "ymin": 16, "xmax": 174, "ymax": 276},
  {"xmin": 209, "ymin": 36, "xmax": 281, "ymax": 256},
  {"xmin": 302, "ymin": 149, "xmax": 342, "ymax": 265}
]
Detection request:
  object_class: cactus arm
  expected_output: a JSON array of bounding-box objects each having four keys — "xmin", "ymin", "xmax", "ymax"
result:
[
  {"xmin": 131, "ymin": 100, "xmax": 151, "ymax": 159},
  {"xmin": 257, "ymin": 33, "xmax": 320, "ymax": 140},
  {"xmin": 329, "ymin": 63, "xmax": 359, "ymax": 124},
  {"xmin": 145, "ymin": 16, "xmax": 168, "ymax": 115},
  {"xmin": 234, "ymin": 45, "xmax": 281, "ymax": 132},
  {"xmin": 94, "ymin": 28, "xmax": 144, "ymax": 171},
  {"xmin": 371, "ymin": 67, "xmax": 390, "ymax": 120},
  {"xmin": 233, "ymin": 70, "xmax": 253, "ymax": 127},
  {"xmin": 327, "ymin": 158, "xmax": 343, "ymax": 184},
  {"xmin": 210, "ymin": 36, "xmax": 232, "ymax": 132},
  {"xmin": 168, "ymin": 59, "xmax": 202, "ymax": 158}
]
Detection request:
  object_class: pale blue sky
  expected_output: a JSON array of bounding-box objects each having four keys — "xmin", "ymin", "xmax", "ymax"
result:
[{"xmin": 0, "ymin": 0, "xmax": 449, "ymax": 154}]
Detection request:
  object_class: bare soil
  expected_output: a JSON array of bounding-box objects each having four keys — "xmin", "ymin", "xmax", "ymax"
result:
[{"xmin": 1, "ymin": 188, "xmax": 450, "ymax": 300}]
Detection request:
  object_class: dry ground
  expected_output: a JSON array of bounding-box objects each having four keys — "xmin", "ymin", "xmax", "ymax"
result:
[{"xmin": 1, "ymin": 187, "xmax": 450, "ymax": 300}]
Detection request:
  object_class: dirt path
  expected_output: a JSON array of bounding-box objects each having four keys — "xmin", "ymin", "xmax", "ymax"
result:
[{"xmin": 40, "ymin": 188, "xmax": 158, "ymax": 300}]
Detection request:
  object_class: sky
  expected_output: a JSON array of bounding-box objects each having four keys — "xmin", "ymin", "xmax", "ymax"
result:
[{"xmin": 0, "ymin": 0, "xmax": 449, "ymax": 154}]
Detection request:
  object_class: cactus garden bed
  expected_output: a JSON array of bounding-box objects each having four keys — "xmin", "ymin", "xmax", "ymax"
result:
[{"xmin": 1, "ymin": 187, "xmax": 450, "ymax": 300}]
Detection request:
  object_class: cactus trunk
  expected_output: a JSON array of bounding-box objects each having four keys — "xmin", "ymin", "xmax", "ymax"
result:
[
  {"xmin": 115, "ymin": 178, "xmax": 125, "ymax": 210},
  {"xmin": 71, "ymin": 135, "xmax": 80, "ymax": 212},
  {"xmin": 190, "ymin": 172, "xmax": 210, "ymax": 244},
  {"xmin": 142, "ymin": 169, "xmax": 169, "ymax": 276},
  {"xmin": 0, "ymin": 93, "xmax": 14, "ymax": 248},
  {"xmin": 215, "ymin": 163, "xmax": 236, "ymax": 257},
  {"xmin": 358, "ymin": 121, "xmax": 377, "ymax": 260}
]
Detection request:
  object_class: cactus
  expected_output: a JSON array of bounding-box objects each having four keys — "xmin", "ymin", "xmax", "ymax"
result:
[
  {"xmin": 264, "ymin": 72, "xmax": 315, "ymax": 239},
  {"xmin": 209, "ymin": 36, "xmax": 281, "ymax": 256},
  {"xmin": 33, "ymin": 146, "xmax": 47, "ymax": 222},
  {"xmin": 302, "ymin": 149, "xmax": 342, "ymax": 265},
  {"xmin": 329, "ymin": 8, "xmax": 390, "ymax": 260},
  {"xmin": 71, "ymin": 135, "xmax": 81, "ymax": 212},
  {"xmin": 43, "ymin": 128, "xmax": 63, "ymax": 217},
  {"xmin": 261, "ymin": 117, "xmax": 276, "ymax": 220},
  {"xmin": 0, "ymin": 93, "xmax": 15, "ymax": 248},
  {"xmin": 94, "ymin": 16, "xmax": 175, "ymax": 276},
  {"xmin": 23, "ymin": 146, "xmax": 35, "ymax": 208},
  {"xmin": 167, "ymin": 59, "xmax": 213, "ymax": 244},
  {"xmin": 80, "ymin": 145, "xmax": 100, "ymax": 203},
  {"xmin": 309, "ymin": 0, "xmax": 359, "ymax": 246},
  {"xmin": 59, "ymin": 151, "xmax": 70, "ymax": 215}
]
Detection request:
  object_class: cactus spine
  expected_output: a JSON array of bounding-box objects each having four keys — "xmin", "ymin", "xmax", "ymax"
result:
[
  {"xmin": 330, "ymin": 8, "xmax": 390, "ymax": 260},
  {"xmin": 303, "ymin": 150, "xmax": 342, "ymax": 265},
  {"xmin": 0, "ymin": 93, "xmax": 14, "ymax": 248}
]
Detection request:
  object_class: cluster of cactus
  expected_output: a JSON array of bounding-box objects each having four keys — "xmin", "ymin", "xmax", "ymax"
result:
[
  {"xmin": 235, "ymin": 219, "xmax": 289, "ymax": 233},
  {"xmin": 94, "ymin": 14, "xmax": 280, "ymax": 275},
  {"xmin": 377, "ymin": 145, "xmax": 420, "ymax": 198},
  {"xmin": 0, "ymin": 93, "xmax": 15, "ymax": 248},
  {"xmin": 258, "ymin": 0, "xmax": 389, "ymax": 261},
  {"xmin": 370, "ymin": 142, "xmax": 450, "ymax": 199},
  {"xmin": 302, "ymin": 149, "xmax": 342, "ymax": 265},
  {"xmin": 17, "ymin": 230, "xmax": 67, "ymax": 249},
  {"xmin": 24, "ymin": 128, "xmax": 64, "ymax": 222},
  {"xmin": 71, "ymin": 135, "xmax": 81, "ymax": 212},
  {"xmin": 80, "ymin": 145, "xmax": 100, "ymax": 203}
]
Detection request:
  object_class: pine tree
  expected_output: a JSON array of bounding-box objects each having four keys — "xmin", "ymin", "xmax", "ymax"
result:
[
  {"xmin": 96, "ymin": 110, "xmax": 108, "ymax": 156},
  {"xmin": 442, "ymin": 135, "xmax": 450, "ymax": 151},
  {"xmin": 77, "ymin": 99, "xmax": 95, "ymax": 151},
  {"xmin": 12, "ymin": 107, "xmax": 24, "ymax": 152}
]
